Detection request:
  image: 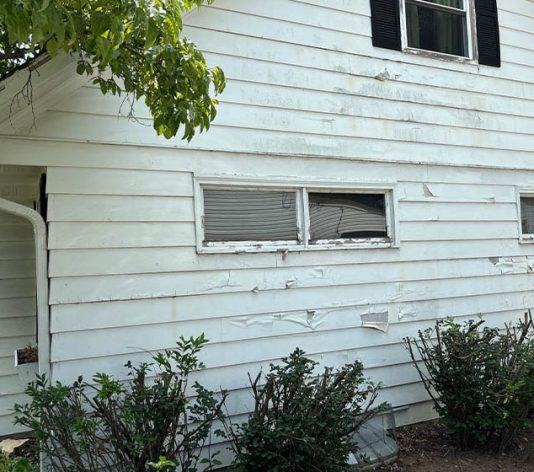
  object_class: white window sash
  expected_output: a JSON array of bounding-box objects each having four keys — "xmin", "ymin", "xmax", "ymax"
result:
[
  {"xmin": 194, "ymin": 177, "xmax": 399, "ymax": 253},
  {"xmin": 517, "ymin": 189, "xmax": 534, "ymax": 243},
  {"xmin": 406, "ymin": 0, "xmax": 467, "ymax": 15},
  {"xmin": 400, "ymin": 0, "xmax": 476, "ymax": 60}
]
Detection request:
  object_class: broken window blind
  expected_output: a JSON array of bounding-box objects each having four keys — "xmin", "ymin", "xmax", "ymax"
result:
[{"xmin": 308, "ymin": 193, "xmax": 388, "ymax": 241}]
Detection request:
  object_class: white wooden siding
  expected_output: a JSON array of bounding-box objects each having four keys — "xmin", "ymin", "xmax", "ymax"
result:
[
  {"xmin": 0, "ymin": 165, "xmax": 41, "ymax": 436},
  {"xmin": 0, "ymin": 0, "xmax": 533, "ymax": 447}
]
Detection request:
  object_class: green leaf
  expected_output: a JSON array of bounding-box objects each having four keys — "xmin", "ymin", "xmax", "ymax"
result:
[
  {"xmin": 39, "ymin": 0, "xmax": 52, "ymax": 12},
  {"xmin": 145, "ymin": 18, "xmax": 159, "ymax": 48},
  {"xmin": 46, "ymin": 37, "xmax": 58, "ymax": 55}
]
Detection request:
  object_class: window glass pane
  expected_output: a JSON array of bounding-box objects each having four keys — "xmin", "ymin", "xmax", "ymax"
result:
[
  {"xmin": 424, "ymin": 0, "xmax": 463, "ymax": 9},
  {"xmin": 406, "ymin": 4, "xmax": 467, "ymax": 56},
  {"xmin": 521, "ymin": 197, "xmax": 534, "ymax": 235},
  {"xmin": 203, "ymin": 188, "xmax": 298, "ymax": 242},
  {"xmin": 308, "ymin": 193, "xmax": 388, "ymax": 241}
]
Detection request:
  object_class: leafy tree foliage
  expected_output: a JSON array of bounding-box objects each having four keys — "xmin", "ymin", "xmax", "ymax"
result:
[{"xmin": 0, "ymin": 0, "xmax": 226, "ymax": 140}]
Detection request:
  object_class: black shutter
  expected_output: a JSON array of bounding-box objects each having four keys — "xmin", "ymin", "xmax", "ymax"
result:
[
  {"xmin": 475, "ymin": 0, "xmax": 501, "ymax": 67},
  {"xmin": 370, "ymin": 0, "xmax": 402, "ymax": 51}
]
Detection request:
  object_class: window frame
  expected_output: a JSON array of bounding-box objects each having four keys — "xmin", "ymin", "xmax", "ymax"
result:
[
  {"xmin": 517, "ymin": 189, "xmax": 534, "ymax": 244},
  {"xmin": 194, "ymin": 176, "xmax": 399, "ymax": 254},
  {"xmin": 399, "ymin": 0, "xmax": 478, "ymax": 62}
]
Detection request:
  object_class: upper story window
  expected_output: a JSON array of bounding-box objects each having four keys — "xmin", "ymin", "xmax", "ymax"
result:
[
  {"xmin": 370, "ymin": 0, "xmax": 501, "ymax": 67},
  {"xmin": 405, "ymin": 0, "xmax": 469, "ymax": 57},
  {"xmin": 194, "ymin": 178, "xmax": 399, "ymax": 253},
  {"xmin": 518, "ymin": 192, "xmax": 534, "ymax": 243}
]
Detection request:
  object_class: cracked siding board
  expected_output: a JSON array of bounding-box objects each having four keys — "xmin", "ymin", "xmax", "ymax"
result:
[
  {"xmin": 49, "ymin": 274, "xmax": 534, "ymax": 327},
  {"xmin": 47, "ymin": 238, "xmax": 534, "ymax": 277},
  {"xmin": 49, "ymin": 309, "xmax": 518, "ymax": 383},
  {"xmin": 48, "ymin": 257, "xmax": 530, "ymax": 305},
  {"xmin": 51, "ymin": 294, "xmax": 534, "ymax": 335}
]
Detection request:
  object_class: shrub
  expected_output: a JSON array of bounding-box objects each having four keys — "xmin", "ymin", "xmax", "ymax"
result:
[
  {"xmin": 228, "ymin": 348, "xmax": 385, "ymax": 472},
  {"xmin": 14, "ymin": 335, "xmax": 227, "ymax": 472},
  {"xmin": 405, "ymin": 314, "xmax": 534, "ymax": 451},
  {"xmin": 0, "ymin": 453, "xmax": 36, "ymax": 472}
]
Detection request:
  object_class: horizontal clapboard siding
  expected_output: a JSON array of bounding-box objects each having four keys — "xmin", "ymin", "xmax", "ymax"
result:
[
  {"xmin": 1, "ymin": 1, "xmax": 530, "ymax": 170},
  {"xmin": 45, "ymin": 163, "xmax": 534, "ymax": 434},
  {"xmin": 2, "ymin": 0, "xmax": 534, "ymax": 450},
  {"xmin": 0, "ymin": 165, "xmax": 40, "ymax": 436}
]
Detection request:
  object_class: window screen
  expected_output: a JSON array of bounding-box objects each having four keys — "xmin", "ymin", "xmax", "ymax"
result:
[
  {"xmin": 521, "ymin": 196, "xmax": 534, "ymax": 235},
  {"xmin": 406, "ymin": 0, "xmax": 468, "ymax": 57},
  {"xmin": 203, "ymin": 188, "xmax": 298, "ymax": 243},
  {"xmin": 308, "ymin": 193, "xmax": 388, "ymax": 241}
]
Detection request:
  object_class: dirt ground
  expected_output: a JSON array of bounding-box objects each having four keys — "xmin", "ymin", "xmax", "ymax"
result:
[{"xmin": 377, "ymin": 422, "xmax": 534, "ymax": 472}]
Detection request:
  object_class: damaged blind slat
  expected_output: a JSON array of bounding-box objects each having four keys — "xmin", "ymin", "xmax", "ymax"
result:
[
  {"xmin": 203, "ymin": 189, "xmax": 298, "ymax": 242},
  {"xmin": 309, "ymin": 193, "xmax": 388, "ymax": 241}
]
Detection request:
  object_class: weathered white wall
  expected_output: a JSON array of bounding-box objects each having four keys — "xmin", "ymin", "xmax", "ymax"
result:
[
  {"xmin": 0, "ymin": 0, "xmax": 533, "ymax": 446},
  {"xmin": 0, "ymin": 165, "xmax": 42, "ymax": 436}
]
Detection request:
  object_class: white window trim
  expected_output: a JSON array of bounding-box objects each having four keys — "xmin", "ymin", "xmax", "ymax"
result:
[
  {"xmin": 517, "ymin": 189, "xmax": 534, "ymax": 244},
  {"xmin": 194, "ymin": 176, "xmax": 400, "ymax": 254},
  {"xmin": 399, "ymin": 0, "xmax": 478, "ymax": 63}
]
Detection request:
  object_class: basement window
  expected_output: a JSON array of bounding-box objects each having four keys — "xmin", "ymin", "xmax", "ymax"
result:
[
  {"xmin": 308, "ymin": 193, "xmax": 388, "ymax": 243},
  {"xmin": 203, "ymin": 188, "xmax": 299, "ymax": 244},
  {"xmin": 195, "ymin": 180, "xmax": 398, "ymax": 253},
  {"xmin": 519, "ymin": 194, "xmax": 534, "ymax": 242}
]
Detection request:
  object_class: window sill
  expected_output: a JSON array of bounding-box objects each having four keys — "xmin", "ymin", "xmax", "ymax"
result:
[
  {"xmin": 197, "ymin": 239, "xmax": 398, "ymax": 254},
  {"xmin": 519, "ymin": 236, "xmax": 534, "ymax": 245},
  {"xmin": 403, "ymin": 47, "xmax": 476, "ymax": 65}
]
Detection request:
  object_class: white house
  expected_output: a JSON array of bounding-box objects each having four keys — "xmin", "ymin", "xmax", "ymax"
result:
[{"xmin": 0, "ymin": 0, "xmax": 533, "ymax": 456}]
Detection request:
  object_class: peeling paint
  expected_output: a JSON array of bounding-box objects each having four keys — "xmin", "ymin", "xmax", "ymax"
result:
[
  {"xmin": 285, "ymin": 279, "xmax": 297, "ymax": 289},
  {"xmin": 277, "ymin": 248, "xmax": 289, "ymax": 261},
  {"xmin": 374, "ymin": 68, "xmax": 399, "ymax": 82},
  {"xmin": 360, "ymin": 312, "xmax": 389, "ymax": 332},
  {"xmin": 422, "ymin": 184, "xmax": 437, "ymax": 198},
  {"xmin": 488, "ymin": 256, "xmax": 533, "ymax": 275},
  {"xmin": 312, "ymin": 266, "xmax": 328, "ymax": 278},
  {"xmin": 274, "ymin": 309, "xmax": 327, "ymax": 330}
]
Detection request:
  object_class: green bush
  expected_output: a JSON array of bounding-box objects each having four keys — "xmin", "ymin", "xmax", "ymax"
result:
[
  {"xmin": 228, "ymin": 348, "xmax": 385, "ymax": 472},
  {"xmin": 0, "ymin": 453, "xmax": 36, "ymax": 472},
  {"xmin": 14, "ymin": 335, "xmax": 226, "ymax": 472},
  {"xmin": 405, "ymin": 314, "xmax": 534, "ymax": 451}
]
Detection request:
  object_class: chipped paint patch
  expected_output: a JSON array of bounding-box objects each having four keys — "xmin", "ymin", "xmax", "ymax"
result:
[
  {"xmin": 360, "ymin": 311, "xmax": 389, "ymax": 332},
  {"xmin": 488, "ymin": 256, "xmax": 534, "ymax": 275},
  {"xmin": 422, "ymin": 184, "xmax": 437, "ymax": 198}
]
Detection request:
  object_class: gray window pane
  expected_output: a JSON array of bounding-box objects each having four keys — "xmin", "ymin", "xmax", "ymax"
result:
[
  {"xmin": 309, "ymin": 193, "xmax": 388, "ymax": 241},
  {"xmin": 521, "ymin": 197, "xmax": 534, "ymax": 235},
  {"xmin": 203, "ymin": 189, "xmax": 298, "ymax": 242},
  {"xmin": 406, "ymin": 4, "xmax": 467, "ymax": 56}
]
